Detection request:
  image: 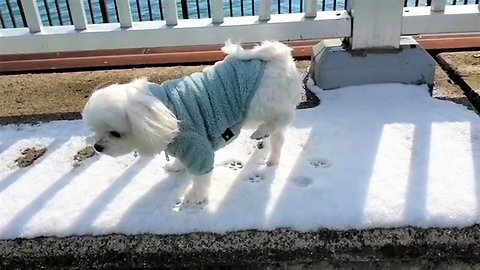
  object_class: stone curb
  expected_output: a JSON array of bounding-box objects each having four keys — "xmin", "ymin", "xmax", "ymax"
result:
[{"xmin": 2, "ymin": 226, "xmax": 480, "ymax": 269}]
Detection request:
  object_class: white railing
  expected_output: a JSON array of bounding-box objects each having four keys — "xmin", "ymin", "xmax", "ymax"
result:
[{"xmin": 0, "ymin": 0, "xmax": 479, "ymax": 55}]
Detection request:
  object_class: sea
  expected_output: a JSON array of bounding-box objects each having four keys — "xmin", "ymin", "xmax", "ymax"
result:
[{"xmin": 0, "ymin": 0, "xmax": 472, "ymax": 28}]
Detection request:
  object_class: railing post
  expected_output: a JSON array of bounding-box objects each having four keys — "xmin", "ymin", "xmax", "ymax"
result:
[
  {"xmin": 165, "ymin": 0, "xmax": 178, "ymax": 25},
  {"xmin": 304, "ymin": 0, "xmax": 317, "ymax": 18},
  {"xmin": 19, "ymin": 0, "xmax": 42, "ymax": 33},
  {"xmin": 347, "ymin": 0, "xmax": 404, "ymax": 50},
  {"xmin": 67, "ymin": 0, "xmax": 87, "ymax": 30},
  {"xmin": 431, "ymin": 0, "xmax": 446, "ymax": 12},
  {"xmin": 116, "ymin": 0, "xmax": 132, "ymax": 28},
  {"xmin": 259, "ymin": 0, "xmax": 270, "ymax": 21},
  {"xmin": 211, "ymin": 0, "xmax": 223, "ymax": 24},
  {"xmin": 310, "ymin": 0, "xmax": 435, "ymax": 90}
]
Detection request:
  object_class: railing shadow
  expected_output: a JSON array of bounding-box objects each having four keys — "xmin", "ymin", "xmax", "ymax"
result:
[
  {"xmin": 264, "ymin": 87, "xmax": 480, "ymax": 230},
  {"xmin": 114, "ymin": 166, "xmax": 191, "ymax": 234},
  {"xmin": 265, "ymin": 106, "xmax": 383, "ymax": 229},
  {"xmin": 207, "ymin": 142, "xmax": 276, "ymax": 230},
  {"xmin": 0, "ymin": 148, "xmax": 99, "ymax": 239},
  {"xmin": 401, "ymin": 106, "xmax": 480, "ymax": 227},
  {"xmin": 472, "ymin": 121, "xmax": 480, "ymax": 220},
  {"xmin": 3, "ymin": 85, "xmax": 480, "ymax": 239},
  {"xmin": 0, "ymin": 138, "xmax": 66, "ymax": 194},
  {"xmin": 403, "ymin": 122, "xmax": 431, "ymax": 226},
  {"xmin": 69, "ymin": 157, "xmax": 151, "ymax": 235}
]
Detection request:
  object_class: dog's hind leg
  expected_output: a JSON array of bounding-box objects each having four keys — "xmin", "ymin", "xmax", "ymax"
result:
[
  {"xmin": 250, "ymin": 113, "xmax": 293, "ymax": 140},
  {"xmin": 250, "ymin": 122, "xmax": 273, "ymax": 140},
  {"xmin": 180, "ymin": 172, "xmax": 212, "ymax": 209},
  {"xmin": 266, "ymin": 131, "xmax": 285, "ymax": 166}
]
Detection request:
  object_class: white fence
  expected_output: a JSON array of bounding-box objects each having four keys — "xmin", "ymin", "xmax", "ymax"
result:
[{"xmin": 0, "ymin": 0, "xmax": 479, "ymax": 55}]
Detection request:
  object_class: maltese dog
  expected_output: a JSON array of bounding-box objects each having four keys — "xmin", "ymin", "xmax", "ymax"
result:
[{"xmin": 82, "ymin": 40, "xmax": 303, "ymax": 209}]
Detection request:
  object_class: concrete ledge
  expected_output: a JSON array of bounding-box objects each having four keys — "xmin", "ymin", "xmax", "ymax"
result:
[{"xmin": 2, "ymin": 226, "xmax": 480, "ymax": 269}]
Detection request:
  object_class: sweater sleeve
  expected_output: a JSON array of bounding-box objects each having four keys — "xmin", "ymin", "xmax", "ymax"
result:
[{"xmin": 173, "ymin": 132, "xmax": 215, "ymax": 175}]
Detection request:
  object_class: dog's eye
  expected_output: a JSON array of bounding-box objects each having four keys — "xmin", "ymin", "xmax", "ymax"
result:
[{"xmin": 110, "ymin": 131, "xmax": 122, "ymax": 138}]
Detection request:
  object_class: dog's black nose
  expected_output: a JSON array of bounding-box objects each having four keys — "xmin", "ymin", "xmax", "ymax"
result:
[{"xmin": 93, "ymin": 144, "xmax": 104, "ymax": 152}]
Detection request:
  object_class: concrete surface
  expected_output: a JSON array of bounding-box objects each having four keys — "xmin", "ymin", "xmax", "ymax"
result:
[
  {"xmin": 0, "ymin": 58, "xmax": 479, "ymax": 269},
  {"xmin": 310, "ymin": 37, "xmax": 436, "ymax": 90},
  {"xmin": 437, "ymin": 51, "xmax": 480, "ymax": 112}
]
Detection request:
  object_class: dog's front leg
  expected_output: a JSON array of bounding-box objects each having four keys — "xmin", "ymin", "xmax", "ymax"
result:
[
  {"xmin": 164, "ymin": 158, "xmax": 185, "ymax": 172},
  {"xmin": 180, "ymin": 172, "xmax": 212, "ymax": 208}
]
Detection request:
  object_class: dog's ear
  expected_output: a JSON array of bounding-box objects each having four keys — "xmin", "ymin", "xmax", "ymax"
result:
[{"xmin": 126, "ymin": 92, "xmax": 178, "ymax": 155}]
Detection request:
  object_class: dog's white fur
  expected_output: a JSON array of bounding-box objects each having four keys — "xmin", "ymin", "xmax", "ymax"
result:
[{"xmin": 82, "ymin": 40, "xmax": 303, "ymax": 208}]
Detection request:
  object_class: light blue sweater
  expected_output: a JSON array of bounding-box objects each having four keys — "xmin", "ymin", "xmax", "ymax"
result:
[{"xmin": 147, "ymin": 57, "xmax": 266, "ymax": 175}]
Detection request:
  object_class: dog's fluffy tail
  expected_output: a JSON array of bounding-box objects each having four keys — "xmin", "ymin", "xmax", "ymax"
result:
[{"xmin": 221, "ymin": 40, "xmax": 293, "ymax": 62}]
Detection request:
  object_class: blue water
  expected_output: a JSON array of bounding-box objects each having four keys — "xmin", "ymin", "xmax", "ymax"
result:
[{"xmin": 0, "ymin": 0, "xmax": 474, "ymax": 28}]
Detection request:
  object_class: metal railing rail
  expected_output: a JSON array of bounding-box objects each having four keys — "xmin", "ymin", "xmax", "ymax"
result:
[
  {"xmin": 1, "ymin": 0, "xmax": 478, "ymax": 28},
  {"xmin": 0, "ymin": 0, "xmax": 478, "ymax": 55}
]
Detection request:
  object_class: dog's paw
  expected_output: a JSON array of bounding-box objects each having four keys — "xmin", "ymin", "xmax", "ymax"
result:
[
  {"xmin": 174, "ymin": 199, "xmax": 206, "ymax": 212},
  {"xmin": 265, "ymin": 159, "xmax": 279, "ymax": 167},
  {"xmin": 179, "ymin": 189, "xmax": 208, "ymax": 210},
  {"xmin": 265, "ymin": 156, "xmax": 280, "ymax": 167},
  {"xmin": 250, "ymin": 130, "xmax": 270, "ymax": 140},
  {"xmin": 164, "ymin": 160, "xmax": 185, "ymax": 172}
]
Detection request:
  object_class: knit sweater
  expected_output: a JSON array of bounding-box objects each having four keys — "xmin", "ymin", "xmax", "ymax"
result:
[{"xmin": 147, "ymin": 57, "xmax": 266, "ymax": 175}]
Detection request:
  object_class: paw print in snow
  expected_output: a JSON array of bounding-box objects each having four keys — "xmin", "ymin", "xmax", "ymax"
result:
[
  {"xmin": 246, "ymin": 173, "xmax": 265, "ymax": 183},
  {"xmin": 309, "ymin": 158, "xmax": 331, "ymax": 168},
  {"xmin": 225, "ymin": 161, "xmax": 244, "ymax": 170},
  {"xmin": 292, "ymin": 176, "xmax": 313, "ymax": 187}
]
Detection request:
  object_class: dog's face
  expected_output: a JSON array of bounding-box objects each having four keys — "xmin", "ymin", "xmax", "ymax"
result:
[
  {"xmin": 82, "ymin": 78, "xmax": 179, "ymax": 157},
  {"xmin": 82, "ymin": 84, "xmax": 138, "ymax": 157}
]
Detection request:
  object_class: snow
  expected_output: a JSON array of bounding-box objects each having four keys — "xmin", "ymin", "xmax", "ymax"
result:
[{"xmin": 0, "ymin": 83, "xmax": 479, "ymax": 240}]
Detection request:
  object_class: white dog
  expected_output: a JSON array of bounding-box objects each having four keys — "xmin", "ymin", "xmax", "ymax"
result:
[{"xmin": 82, "ymin": 40, "xmax": 303, "ymax": 208}]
